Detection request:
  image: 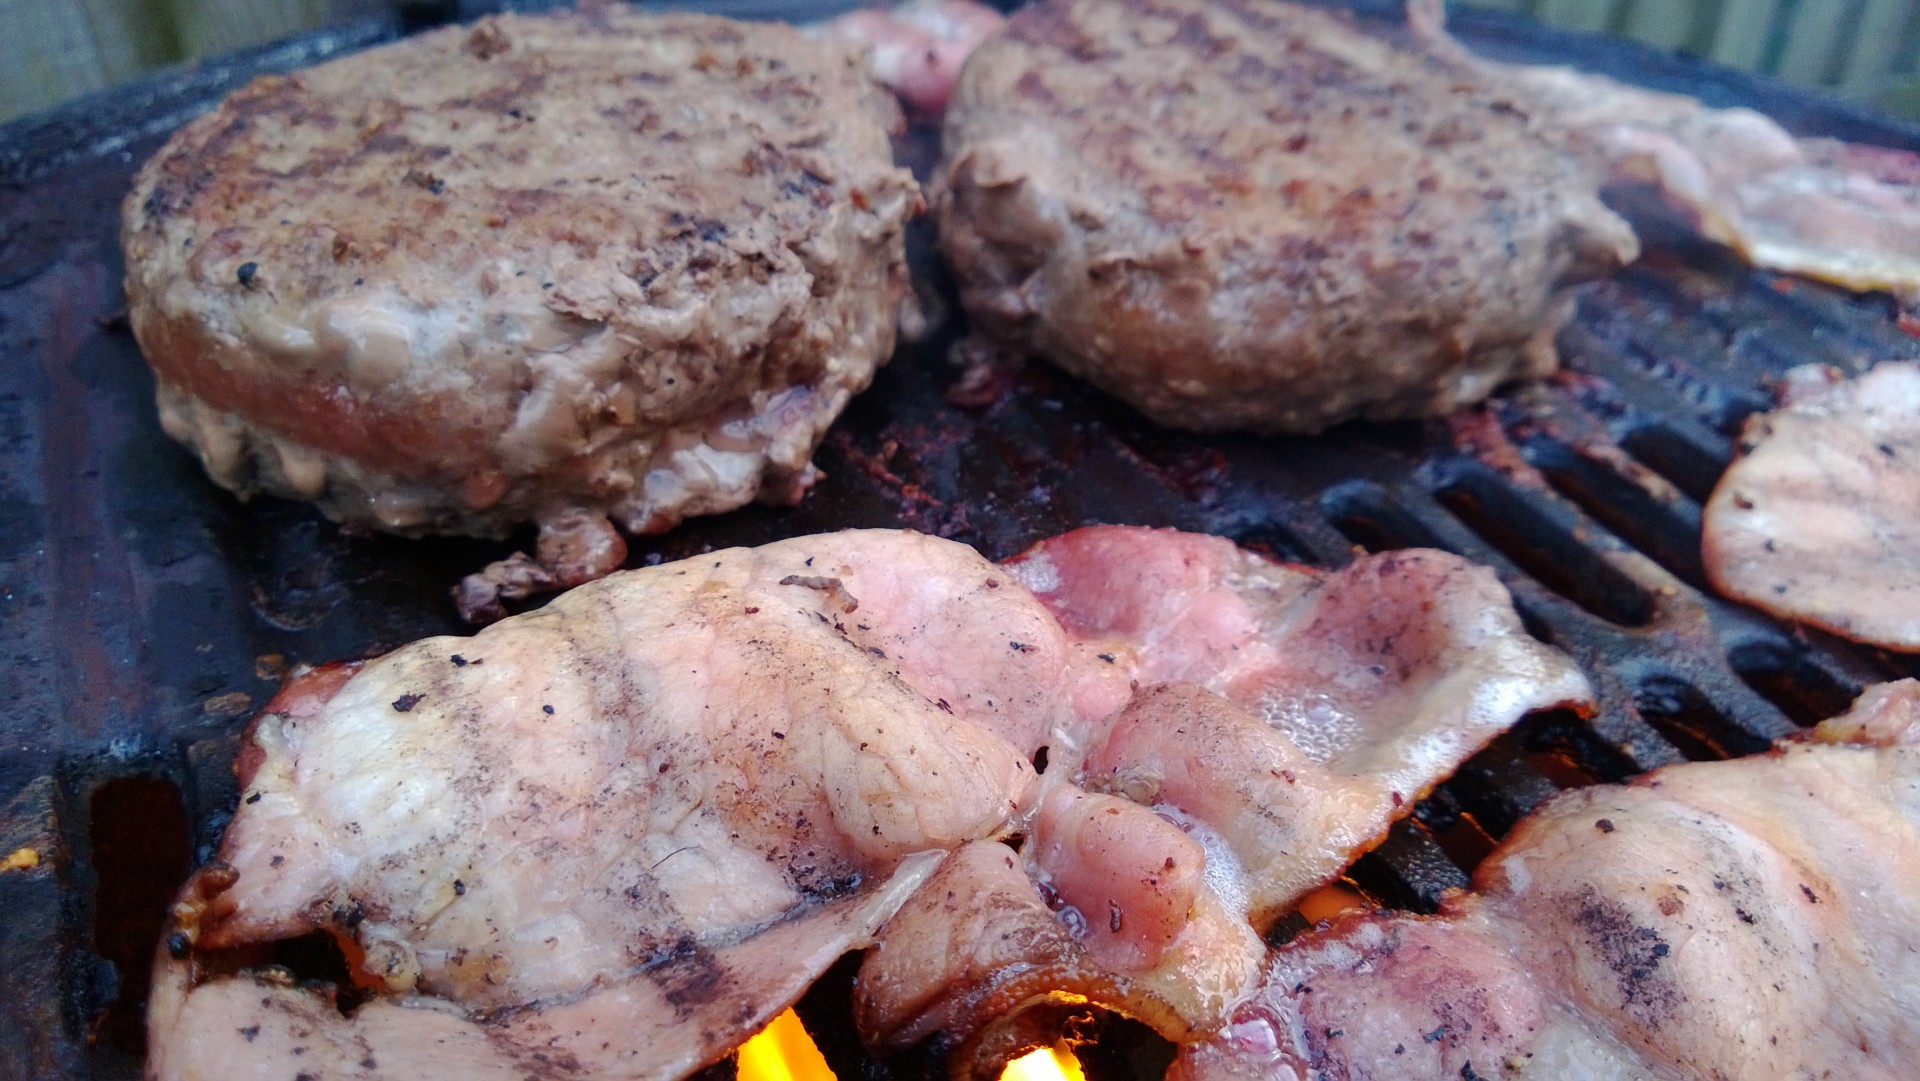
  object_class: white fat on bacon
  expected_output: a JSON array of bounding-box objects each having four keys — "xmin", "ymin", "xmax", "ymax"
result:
[
  {"xmin": 817, "ymin": 0, "xmax": 1007, "ymax": 115},
  {"xmin": 1173, "ymin": 680, "xmax": 1920, "ymax": 1081},
  {"xmin": 1703, "ymin": 362, "xmax": 1920, "ymax": 651},
  {"xmin": 151, "ymin": 530, "xmax": 1122, "ymax": 1081},
  {"xmin": 854, "ymin": 528, "xmax": 1591, "ymax": 1076},
  {"xmin": 1406, "ymin": 0, "xmax": 1920, "ymax": 298},
  {"xmin": 149, "ymin": 527, "xmax": 1588, "ymax": 1080}
]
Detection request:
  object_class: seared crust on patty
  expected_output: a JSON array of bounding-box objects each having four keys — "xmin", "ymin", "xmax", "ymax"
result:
[
  {"xmin": 936, "ymin": 0, "xmax": 1638, "ymax": 434},
  {"xmin": 124, "ymin": 9, "xmax": 918, "ymax": 538}
]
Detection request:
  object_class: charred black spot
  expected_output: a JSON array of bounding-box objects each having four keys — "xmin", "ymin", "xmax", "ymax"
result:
[
  {"xmin": 235, "ymin": 261, "xmax": 258, "ymax": 288},
  {"xmin": 1595, "ymin": 818, "xmax": 1615, "ymax": 833},
  {"xmin": 404, "ymin": 169, "xmax": 446, "ymax": 195},
  {"xmin": 1032, "ymin": 745, "xmax": 1051, "ymax": 774},
  {"xmin": 649, "ymin": 936, "xmax": 727, "ymax": 1013},
  {"xmin": 1572, "ymin": 888, "xmax": 1680, "ymax": 1019},
  {"xmin": 450, "ymin": 654, "xmax": 468, "ymax": 666},
  {"xmin": 391, "ymin": 693, "xmax": 423, "ymax": 713}
]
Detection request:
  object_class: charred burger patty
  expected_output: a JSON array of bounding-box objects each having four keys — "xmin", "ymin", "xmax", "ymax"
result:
[
  {"xmin": 935, "ymin": 0, "xmax": 1638, "ymax": 434},
  {"xmin": 123, "ymin": 9, "xmax": 917, "ymax": 554}
]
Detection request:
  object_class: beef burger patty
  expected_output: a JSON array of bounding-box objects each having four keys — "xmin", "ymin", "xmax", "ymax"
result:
[
  {"xmin": 123, "ymin": 9, "xmax": 917, "ymax": 568},
  {"xmin": 935, "ymin": 0, "xmax": 1638, "ymax": 434}
]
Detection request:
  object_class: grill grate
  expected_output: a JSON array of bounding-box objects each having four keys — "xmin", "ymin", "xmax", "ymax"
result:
[{"xmin": 5, "ymin": 3, "xmax": 1920, "ymax": 1079}]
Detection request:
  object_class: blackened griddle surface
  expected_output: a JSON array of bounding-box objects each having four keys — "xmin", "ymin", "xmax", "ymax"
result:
[{"xmin": 6, "ymin": 3, "xmax": 1920, "ymax": 1078}]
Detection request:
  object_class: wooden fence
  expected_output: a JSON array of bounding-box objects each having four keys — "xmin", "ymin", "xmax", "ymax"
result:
[
  {"xmin": 1469, "ymin": 0, "xmax": 1920, "ymax": 109},
  {"xmin": 4, "ymin": 0, "xmax": 1919, "ymax": 122}
]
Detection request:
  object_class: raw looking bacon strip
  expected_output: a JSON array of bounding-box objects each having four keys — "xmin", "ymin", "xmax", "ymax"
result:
[
  {"xmin": 148, "ymin": 527, "xmax": 1589, "ymax": 1080},
  {"xmin": 853, "ymin": 528, "xmax": 1592, "ymax": 1078},
  {"xmin": 1405, "ymin": 0, "xmax": 1920, "ymax": 300},
  {"xmin": 816, "ymin": 0, "xmax": 1007, "ymax": 116},
  {"xmin": 1702, "ymin": 361, "xmax": 1920, "ymax": 651},
  {"xmin": 1171, "ymin": 680, "xmax": 1920, "ymax": 1081},
  {"xmin": 151, "ymin": 530, "xmax": 1115, "ymax": 1081}
]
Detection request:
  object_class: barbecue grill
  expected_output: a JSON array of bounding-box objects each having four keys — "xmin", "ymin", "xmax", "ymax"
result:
[{"xmin": 5, "ymin": 2, "xmax": 1920, "ymax": 1078}]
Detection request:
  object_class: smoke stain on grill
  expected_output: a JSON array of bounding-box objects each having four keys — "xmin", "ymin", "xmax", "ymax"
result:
[
  {"xmin": 1522, "ymin": 437, "xmax": 1709, "ymax": 592},
  {"xmin": 1632, "ymin": 676, "xmax": 1774, "ymax": 761},
  {"xmin": 1726, "ymin": 641, "xmax": 1867, "ymax": 727},
  {"xmin": 86, "ymin": 776, "xmax": 192, "ymax": 1058},
  {"xmin": 1321, "ymin": 483, "xmax": 1448, "ymax": 554},
  {"xmin": 1433, "ymin": 470, "xmax": 1655, "ymax": 628},
  {"xmin": 1617, "ymin": 423, "xmax": 1729, "ymax": 505}
]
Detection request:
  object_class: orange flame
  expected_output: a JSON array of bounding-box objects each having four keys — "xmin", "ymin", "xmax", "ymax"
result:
[
  {"xmin": 738, "ymin": 1009, "xmax": 836, "ymax": 1081},
  {"xmin": 1296, "ymin": 883, "xmax": 1368, "ymax": 925},
  {"xmin": 1002, "ymin": 1044, "xmax": 1087, "ymax": 1081},
  {"xmin": 736, "ymin": 1009, "xmax": 1089, "ymax": 1081}
]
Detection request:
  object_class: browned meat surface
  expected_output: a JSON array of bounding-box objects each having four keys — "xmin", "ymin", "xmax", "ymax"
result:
[
  {"xmin": 150, "ymin": 527, "xmax": 1587, "ymax": 1080},
  {"xmin": 1702, "ymin": 362, "xmax": 1920, "ymax": 651},
  {"xmin": 854, "ymin": 528, "xmax": 1592, "ymax": 1078},
  {"xmin": 1173, "ymin": 680, "xmax": 1920, "ymax": 1081},
  {"xmin": 933, "ymin": 0, "xmax": 1637, "ymax": 434},
  {"xmin": 122, "ymin": 10, "xmax": 918, "ymax": 609}
]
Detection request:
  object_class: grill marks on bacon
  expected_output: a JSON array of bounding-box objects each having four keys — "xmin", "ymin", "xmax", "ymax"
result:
[
  {"xmin": 149, "ymin": 527, "xmax": 1589, "ymax": 1080},
  {"xmin": 1171, "ymin": 680, "xmax": 1920, "ymax": 1081},
  {"xmin": 153, "ymin": 530, "xmax": 1103, "ymax": 1081},
  {"xmin": 1703, "ymin": 362, "xmax": 1920, "ymax": 651},
  {"xmin": 854, "ymin": 528, "xmax": 1592, "ymax": 1074}
]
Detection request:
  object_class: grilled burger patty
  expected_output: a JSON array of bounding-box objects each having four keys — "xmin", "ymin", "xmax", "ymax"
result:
[
  {"xmin": 935, "ymin": 0, "xmax": 1639, "ymax": 434},
  {"xmin": 123, "ymin": 9, "xmax": 917, "ymax": 540}
]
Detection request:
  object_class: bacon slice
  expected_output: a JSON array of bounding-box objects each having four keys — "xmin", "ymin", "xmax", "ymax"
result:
[
  {"xmin": 152, "ymin": 852, "xmax": 944, "ymax": 1081},
  {"xmin": 151, "ymin": 527, "xmax": 1588, "ymax": 1080},
  {"xmin": 1405, "ymin": 0, "xmax": 1920, "ymax": 299},
  {"xmin": 1703, "ymin": 362, "xmax": 1920, "ymax": 651},
  {"xmin": 818, "ymin": 0, "xmax": 1007, "ymax": 116},
  {"xmin": 1506, "ymin": 67, "xmax": 1920, "ymax": 299},
  {"xmin": 1174, "ymin": 680, "xmax": 1920, "ymax": 1081},
  {"xmin": 150, "ymin": 530, "xmax": 1120, "ymax": 1081},
  {"xmin": 855, "ymin": 529, "xmax": 1591, "ymax": 1074}
]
